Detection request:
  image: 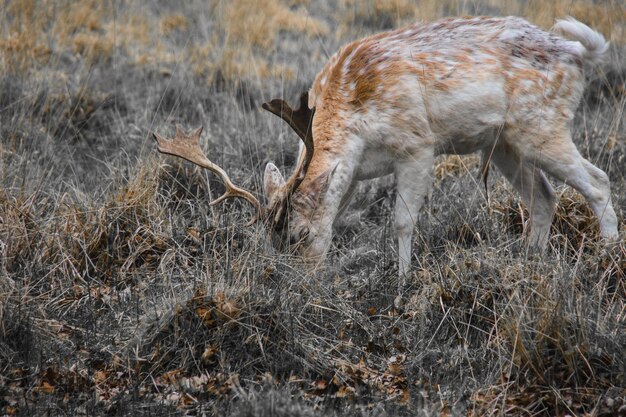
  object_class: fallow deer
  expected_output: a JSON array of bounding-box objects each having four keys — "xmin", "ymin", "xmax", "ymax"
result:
[{"xmin": 154, "ymin": 16, "xmax": 619, "ymax": 282}]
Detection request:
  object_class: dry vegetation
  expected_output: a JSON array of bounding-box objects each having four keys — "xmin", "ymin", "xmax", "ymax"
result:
[{"xmin": 0, "ymin": 0, "xmax": 625, "ymax": 416}]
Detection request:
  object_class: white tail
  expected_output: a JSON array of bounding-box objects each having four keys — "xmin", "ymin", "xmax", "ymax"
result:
[
  {"xmin": 156, "ymin": 16, "xmax": 618, "ymax": 284},
  {"xmin": 553, "ymin": 17, "xmax": 609, "ymax": 62}
]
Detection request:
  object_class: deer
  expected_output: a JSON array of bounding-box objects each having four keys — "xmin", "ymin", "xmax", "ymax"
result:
[{"xmin": 153, "ymin": 16, "xmax": 619, "ymax": 286}]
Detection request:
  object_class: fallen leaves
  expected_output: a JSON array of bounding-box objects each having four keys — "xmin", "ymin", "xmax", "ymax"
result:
[
  {"xmin": 188, "ymin": 289, "xmax": 241, "ymax": 329},
  {"xmin": 470, "ymin": 372, "xmax": 626, "ymax": 417},
  {"xmin": 304, "ymin": 356, "xmax": 409, "ymax": 404},
  {"xmin": 151, "ymin": 369, "xmax": 240, "ymax": 409}
]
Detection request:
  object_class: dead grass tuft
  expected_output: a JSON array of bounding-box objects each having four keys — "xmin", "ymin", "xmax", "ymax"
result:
[
  {"xmin": 471, "ymin": 272, "xmax": 625, "ymax": 416},
  {"xmin": 433, "ymin": 154, "xmax": 481, "ymax": 182},
  {"xmin": 0, "ymin": 190, "xmax": 38, "ymax": 274},
  {"xmin": 216, "ymin": 0, "xmax": 328, "ymax": 49},
  {"xmin": 490, "ymin": 187, "xmax": 610, "ymax": 250},
  {"xmin": 160, "ymin": 13, "xmax": 188, "ymax": 35},
  {"xmin": 340, "ymin": 0, "xmax": 419, "ymax": 30},
  {"xmin": 71, "ymin": 32, "xmax": 115, "ymax": 65}
]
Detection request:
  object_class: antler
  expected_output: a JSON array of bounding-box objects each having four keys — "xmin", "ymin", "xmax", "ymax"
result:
[
  {"xmin": 262, "ymin": 92, "xmax": 315, "ymax": 196},
  {"xmin": 152, "ymin": 125, "xmax": 261, "ymax": 225}
]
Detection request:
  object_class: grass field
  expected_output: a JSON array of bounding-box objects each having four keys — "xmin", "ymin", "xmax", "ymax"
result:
[{"xmin": 1, "ymin": 1, "xmax": 625, "ymax": 415}]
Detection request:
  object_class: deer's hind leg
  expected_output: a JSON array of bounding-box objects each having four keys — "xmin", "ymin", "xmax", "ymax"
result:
[
  {"xmin": 509, "ymin": 127, "xmax": 619, "ymax": 241},
  {"xmin": 489, "ymin": 143, "xmax": 556, "ymax": 248}
]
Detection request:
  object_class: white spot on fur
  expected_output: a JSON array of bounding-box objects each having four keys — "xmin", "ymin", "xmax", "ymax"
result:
[
  {"xmin": 499, "ymin": 28, "xmax": 521, "ymax": 42},
  {"xmin": 342, "ymin": 45, "xmax": 362, "ymax": 77}
]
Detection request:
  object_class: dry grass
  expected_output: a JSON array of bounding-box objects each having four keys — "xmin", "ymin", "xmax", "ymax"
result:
[
  {"xmin": 337, "ymin": 0, "xmax": 625, "ymax": 41},
  {"xmin": 0, "ymin": 1, "xmax": 625, "ymax": 416}
]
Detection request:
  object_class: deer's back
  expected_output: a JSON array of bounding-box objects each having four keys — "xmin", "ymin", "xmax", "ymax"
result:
[{"xmin": 309, "ymin": 16, "xmax": 587, "ymax": 158}]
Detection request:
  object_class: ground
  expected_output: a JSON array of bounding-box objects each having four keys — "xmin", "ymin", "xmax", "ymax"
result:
[{"xmin": 0, "ymin": 1, "xmax": 625, "ymax": 416}]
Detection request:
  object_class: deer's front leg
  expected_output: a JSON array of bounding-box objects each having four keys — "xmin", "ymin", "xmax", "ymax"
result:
[
  {"xmin": 303, "ymin": 152, "xmax": 361, "ymax": 262},
  {"xmin": 394, "ymin": 151, "xmax": 434, "ymax": 284}
]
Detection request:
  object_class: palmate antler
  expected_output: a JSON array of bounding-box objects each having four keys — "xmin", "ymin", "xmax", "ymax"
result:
[
  {"xmin": 262, "ymin": 92, "xmax": 316, "ymax": 227},
  {"xmin": 262, "ymin": 92, "xmax": 315, "ymax": 197},
  {"xmin": 152, "ymin": 125, "xmax": 261, "ymax": 224},
  {"xmin": 152, "ymin": 92, "xmax": 315, "ymax": 228}
]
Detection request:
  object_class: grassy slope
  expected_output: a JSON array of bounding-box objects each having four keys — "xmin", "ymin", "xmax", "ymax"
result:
[{"xmin": 0, "ymin": 1, "xmax": 625, "ymax": 416}]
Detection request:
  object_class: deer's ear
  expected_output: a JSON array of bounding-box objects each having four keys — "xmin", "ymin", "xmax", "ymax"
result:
[{"xmin": 264, "ymin": 162, "xmax": 286, "ymax": 201}]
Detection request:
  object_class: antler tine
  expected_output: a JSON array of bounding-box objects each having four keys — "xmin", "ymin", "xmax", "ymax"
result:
[
  {"xmin": 152, "ymin": 125, "xmax": 261, "ymax": 225},
  {"xmin": 262, "ymin": 92, "xmax": 315, "ymax": 189}
]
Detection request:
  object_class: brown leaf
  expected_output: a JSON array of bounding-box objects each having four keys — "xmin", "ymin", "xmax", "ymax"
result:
[
  {"xmin": 312, "ymin": 379, "xmax": 327, "ymax": 390},
  {"xmin": 94, "ymin": 370, "xmax": 107, "ymax": 384},
  {"xmin": 606, "ymin": 134, "xmax": 617, "ymax": 150},
  {"xmin": 161, "ymin": 369, "xmax": 181, "ymax": 384},
  {"xmin": 335, "ymin": 384, "xmax": 355, "ymax": 398},
  {"xmin": 39, "ymin": 381, "xmax": 54, "ymax": 394},
  {"xmin": 179, "ymin": 393, "xmax": 195, "ymax": 407},
  {"xmin": 217, "ymin": 299, "xmax": 240, "ymax": 321},
  {"xmin": 201, "ymin": 346, "xmax": 218, "ymax": 365},
  {"xmin": 186, "ymin": 227, "xmax": 201, "ymax": 243},
  {"xmin": 195, "ymin": 306, "xmax": 215, "ymax": 326},
  {"xmin": 400, "ymin": 388, "xmax": 410, "ymax": 404},
  {"xmin": 388, "ymin": 363, "xmax": 402, "ymax": 376}
]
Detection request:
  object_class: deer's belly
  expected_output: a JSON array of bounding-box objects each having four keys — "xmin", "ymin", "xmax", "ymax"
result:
[
  {"xmin": 355, "ymin": 147, "xmax": 395, "ymax": 180},
  {"xmin": 435, "ymin": 127, "xmax": 500, "ymax": 155}
]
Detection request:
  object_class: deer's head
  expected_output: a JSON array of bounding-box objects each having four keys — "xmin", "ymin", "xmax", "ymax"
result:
[{"xmin": 153, "ymin": 92, "xmax": 328, "ymax": 259}]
